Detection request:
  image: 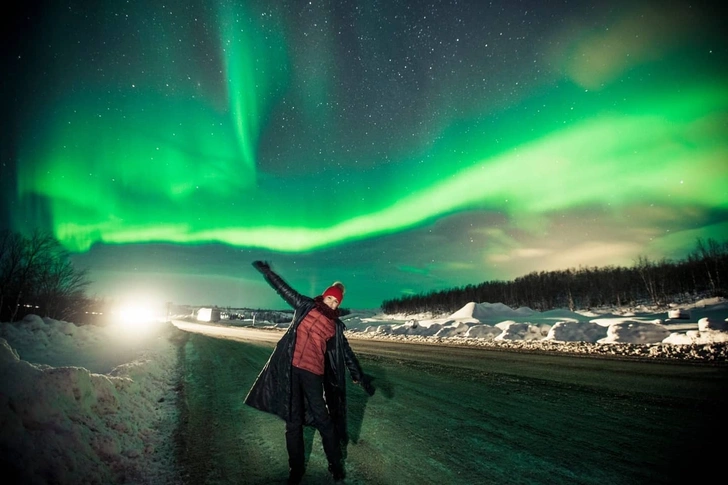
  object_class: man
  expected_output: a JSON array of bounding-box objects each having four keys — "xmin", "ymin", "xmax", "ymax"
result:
[{"xmin": 244, "ymin": 261, "xmax": 375, "ymax": 484}]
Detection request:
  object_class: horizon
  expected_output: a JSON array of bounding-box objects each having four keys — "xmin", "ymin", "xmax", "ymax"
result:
[{"xmin": 79, "ymin": 236, "xmax": 724, "ymax": 312}]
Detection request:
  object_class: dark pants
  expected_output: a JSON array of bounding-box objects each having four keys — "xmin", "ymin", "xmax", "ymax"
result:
[{"xmin": 286, "ymin": 367, "xmax": 341, "ymax": 471}]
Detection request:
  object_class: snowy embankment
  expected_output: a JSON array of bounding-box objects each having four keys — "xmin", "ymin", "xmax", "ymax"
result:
[
  {"xmin": 0, "ymin": 315, "xmax": 184, "ymax": 485},
  {"xmin": 341, "ymin": 297, "xmax": 728, "ymax": 362}
]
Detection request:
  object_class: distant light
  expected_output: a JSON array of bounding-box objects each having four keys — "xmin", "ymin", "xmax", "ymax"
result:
[{"xmin": 118, "ymin": 304, "xmax": 156, "ymax": 329}]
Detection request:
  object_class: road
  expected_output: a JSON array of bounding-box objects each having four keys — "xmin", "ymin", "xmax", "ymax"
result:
[{"xmin": 172, "ymin": 322, "xmax": 728, "ymax": 484}]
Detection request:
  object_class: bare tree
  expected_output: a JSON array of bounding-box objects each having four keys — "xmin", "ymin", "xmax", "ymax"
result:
[
  {"xmin": 35, "ymin": 255, "xmax": 90, "ymax": 321},
  {"xmin": 9, "ymin": 231, "xmax": 59, "ymax": 322},
  {"xmin": 0, "ymin": 230, "xmax": 25, "ymax": 318},
  {"xmin": 633, "ymin": 255, "xmax": 659, "ymax": 306},
  {"xmin": 694, "ymin": 237, "xmax": 727, "ymax": 295}
]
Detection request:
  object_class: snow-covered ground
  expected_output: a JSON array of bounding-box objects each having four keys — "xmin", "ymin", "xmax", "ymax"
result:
[
  {"xmin": 0, "ymin": 315, "xmax": 183, "ymax": 485},
  {"xmin": 1, "ymin": 297, "xmax": 727, "ymax": 484},
  {"xmin": 341, "ymin": 297, "xmax": 728, "ymax": 361}
]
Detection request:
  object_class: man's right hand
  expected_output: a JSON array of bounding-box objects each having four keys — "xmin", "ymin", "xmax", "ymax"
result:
[{"xmin": 252, "ymin": 260, "xmax": 271, "ymax": 273}]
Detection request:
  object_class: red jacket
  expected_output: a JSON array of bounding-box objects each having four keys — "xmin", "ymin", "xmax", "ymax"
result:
[{"xmin": 292, "ymin": 308, "xmax": 336, "ymax": 375}]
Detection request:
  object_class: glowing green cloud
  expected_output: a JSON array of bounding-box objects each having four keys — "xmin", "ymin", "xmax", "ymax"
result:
[
  {"xmin": 18, "ymin": 80, "xmax": 727, "ymax": 253},
  {"xmin": 13, "ymin": 1, "xmax": 728, "ymax": 257},
  {"xmin": 217, "ymin": 1, "xmax": 288, "ymax": 174}
]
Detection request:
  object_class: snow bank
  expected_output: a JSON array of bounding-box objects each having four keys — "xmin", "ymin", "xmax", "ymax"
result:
[
  {"xmin": 598, "ymin": 320, "xmax": 670, "ymax": 344},
  {"xmin": 0, "ymin": 316, "xmax": 184, "ymax": 485},
  {"xmin": 544, "ymin": 321, "xmax": 607, "ymax": 343},
  {"xmin": 344, "ymin": 299, "xmax": 728, "ymax": 361}
]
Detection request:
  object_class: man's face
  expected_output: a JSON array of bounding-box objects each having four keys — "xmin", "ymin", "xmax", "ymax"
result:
[{"xmin": 323, "ymin": 295, "xmax": 340, "ymax": 310}]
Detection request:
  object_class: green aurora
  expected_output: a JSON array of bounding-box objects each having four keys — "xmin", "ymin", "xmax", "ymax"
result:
[{"xmin": 5, "ymin": 0, "xmax": 728, "ymax": 308}]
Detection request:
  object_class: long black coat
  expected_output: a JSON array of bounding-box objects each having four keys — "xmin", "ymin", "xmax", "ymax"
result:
[{"xmin": 244, "ymin": 266, "xmax": 365, "ymax": 438}]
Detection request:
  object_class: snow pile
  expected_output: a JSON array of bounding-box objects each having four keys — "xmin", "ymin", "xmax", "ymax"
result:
[
  {"xmin": 494, "ymin": 321, "xmax": 546, "ymax": 341},
  {"xmin": 449, "ymin": 301, "xmax": 536, "ymax": 321},
  {"xmin": 699, "ymin": 316, "xmax": 728, "ymax": 332},
  {"xmin": 662, "ymin": 316, "xmax": 728, "ymax": 346},
  {"xmin": 342, "ymin": 298, "xmax": 728, "ymax": 361},
  {"xmin": 544, "ymin": 321, "xmax": 606, "ymax": 342},
  {"xmin": 0, "ymin": 315, "xmax": 184, "ymax": 485},
  {"xmin": 598, "ymin": 320, "xmax": 670, "ymax": 344}
]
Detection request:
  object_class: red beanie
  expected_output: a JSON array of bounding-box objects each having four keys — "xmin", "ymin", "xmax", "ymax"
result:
[{"xmin": 322, "ymin": 282, "xmax": 345, "ymax": 303}]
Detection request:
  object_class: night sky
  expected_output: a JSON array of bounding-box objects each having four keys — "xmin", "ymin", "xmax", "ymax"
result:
[{"xmin": 2, "ymin": 0, "xmax": 726, "ymax": 310}]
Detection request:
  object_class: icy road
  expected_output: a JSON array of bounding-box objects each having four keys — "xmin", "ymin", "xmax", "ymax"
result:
[{"xmin": 172, "ymin": 322, "xmax": 728, "ymax": 484}]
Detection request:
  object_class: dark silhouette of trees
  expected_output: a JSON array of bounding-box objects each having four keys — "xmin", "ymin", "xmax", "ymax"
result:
[
  {"xmin": 0, "ymin": 230, "xmax": 90, "ymax": 322},
  {"xmin": 693, "ymin": 237, "xmax": 723, "ymax": 294},
  {"xmin": 381, "ymin": 238, "xmax": 728, "ymax": 315},
  {"xmin": 3, "ymin": 229, "xmax": 725, "ymax": 323},
  {"xmin": 0, "ymin": 230, "xmax": 24, "ymax": 321}
]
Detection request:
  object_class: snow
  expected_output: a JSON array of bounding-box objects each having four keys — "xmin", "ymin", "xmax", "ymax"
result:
[
  {"xmin": 342, "ymin": 297, "xmax": 728, "ymax": 353},
  {"xmin": 2, "ymin": 297, "xmax": 727, "ymax": 483},
  {"xmin": 1, "ymin": 315, "xmax": 182, "ymax": 485}
]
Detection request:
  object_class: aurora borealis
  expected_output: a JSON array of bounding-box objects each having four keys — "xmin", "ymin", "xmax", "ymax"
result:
[{"xmin": 2, "ymin": 0, "xmax": 726, "ymax": 309}]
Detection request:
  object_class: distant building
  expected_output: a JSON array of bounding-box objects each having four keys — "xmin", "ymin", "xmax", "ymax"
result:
[
  {"xmin": 668, "ymin": 309, "xmax": 690, "ymax": 319},
  {"xmin": 197, "ymin": 307, "xmax": 221, "ymax": 322}
]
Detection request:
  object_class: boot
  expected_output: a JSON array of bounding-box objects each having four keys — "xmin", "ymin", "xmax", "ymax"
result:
[
  {"xmin": 287, "ymin": 467, "xmax": 305, "ymax": 485},
  {"xmin": 328, "ymin": 462, "xmax": 345, "ymax": 482}
]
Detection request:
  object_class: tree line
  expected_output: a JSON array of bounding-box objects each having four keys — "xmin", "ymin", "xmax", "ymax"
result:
[
  {"xmin": 381, "ymin": 238, "xmax": 728, "ymax": 315},
  {"xmin": 3, "ymin": 229, "xmax": 725, "ymax": 323},
  {"xmin": 0, "ymin": 230, "xmax": 91, "ymax": 323}
]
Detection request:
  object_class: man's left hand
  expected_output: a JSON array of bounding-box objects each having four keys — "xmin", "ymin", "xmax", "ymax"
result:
[{"xmin": 359, "ymin": 375, "xmax": 375, "ymax": 396}]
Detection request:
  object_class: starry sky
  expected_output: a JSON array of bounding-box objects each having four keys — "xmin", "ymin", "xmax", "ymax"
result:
[{"xmin": 2, "ymin": 0, "xmax": 726, "ymax": 310}]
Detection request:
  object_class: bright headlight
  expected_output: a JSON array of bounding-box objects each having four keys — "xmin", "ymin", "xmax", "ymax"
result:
[{"xmin": 119, "ymin": 305, "xmax": 155, "ymax": 326}]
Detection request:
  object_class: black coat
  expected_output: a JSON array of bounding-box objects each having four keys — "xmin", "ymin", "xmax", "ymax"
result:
[{"xmin": 244, "ymin": 266, "xmax": 365, "ymax": 437}]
